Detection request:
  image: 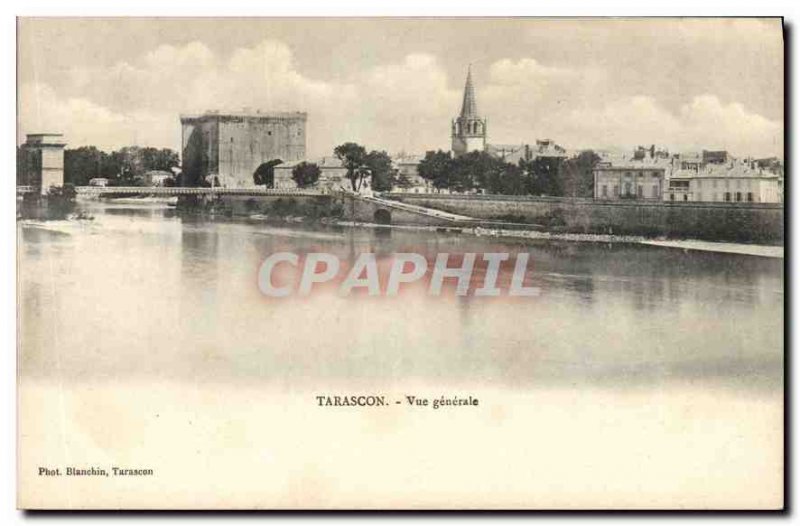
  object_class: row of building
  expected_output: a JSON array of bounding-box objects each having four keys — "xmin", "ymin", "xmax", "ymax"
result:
[
  {"xmin": 592, "ymin": 146, "xmax": 783, "ymax": 204},
  {"xmin": 20, "ymin": 66, "xmax": 783, "ymax": 204},
  {"xmin": 176, "ymin": 66, "xmax": 783, "ymax": 204},
  {"xmin": 176, "ymin": 66, "xmax": 569, "ymax": 194}
]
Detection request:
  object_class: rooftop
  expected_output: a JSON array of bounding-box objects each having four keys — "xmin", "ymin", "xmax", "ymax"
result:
[
  {"xmin": 23, "ymin": 133, "xmax": 66, "ymax": 146},
  {"xmin": 180, "ymin": 110, "xmax": 307, "ymax": 121},
  {"xmin": 671, "ymin": 162, "xmax": 780, "ymax": 179}
]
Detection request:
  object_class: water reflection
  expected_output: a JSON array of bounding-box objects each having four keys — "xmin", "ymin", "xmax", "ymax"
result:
[{"xmin": 18, "ymin": 202, "xmax": 783, "ymax": 392}]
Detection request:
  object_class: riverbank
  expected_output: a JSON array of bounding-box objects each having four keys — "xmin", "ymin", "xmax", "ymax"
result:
[
  {"xmin": 332, "ymin": 219, "xmax": 784, "ymax": 259},
  {"xmin": 386, "ymin": 193, "xmax": 784, "ymax": 245},
  {"xmin": 641, "ymin": 239, "xmax": 784, "ymax": 258},
  {"xmin": 34, "ymin": 199, "xmax": 782, "ymax": 259}
]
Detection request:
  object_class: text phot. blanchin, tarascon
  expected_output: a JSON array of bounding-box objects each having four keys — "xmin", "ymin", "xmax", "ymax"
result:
[{"xmin": 257, "ymin": 252, "xmax": 540, "ymax": 297}]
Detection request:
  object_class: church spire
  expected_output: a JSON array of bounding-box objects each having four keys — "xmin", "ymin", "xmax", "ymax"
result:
[
  {"xmin": 451, "ymin": 64, "xmax": 486, "ymax": 157},
  {"xmin": 459, "ymin": 65, "xmax": 478, "ymax": 118}
]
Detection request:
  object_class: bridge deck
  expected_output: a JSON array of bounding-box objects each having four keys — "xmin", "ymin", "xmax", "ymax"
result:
[
  {"xmin": 17, "ymin": 185, "xmax": 329, "ymax": 197},
  {"xmin": 364, "ymin": 195, "xmax": 476, "ymax": 222}
]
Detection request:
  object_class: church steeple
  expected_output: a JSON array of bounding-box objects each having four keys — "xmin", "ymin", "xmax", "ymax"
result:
[
  {"xmin": 460, "ymin": 65, "xmax": 478, "ymax": 118},
  {"xmin": 452, "ymin": 65, "xmax": 487, "ymax": 157}
]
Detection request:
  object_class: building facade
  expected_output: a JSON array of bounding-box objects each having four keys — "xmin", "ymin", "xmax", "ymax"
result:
[
  {"xmin": 393, "ymin": 154, "xmax": 433, "ymax": 193},
  {"xmin": 594, "ymin": 147, "xmax": 783, "ymax": 204},
  {"xmin": 593, "ymin": 163, "xmax": 666, "ymax": 201},
  {"xmin": 18, "ymin": 133, "xmax": 66, "ymax": 194},
  {"xmin": 273, "ymin": 156, "xmax": 362, "ymax": 192},
  {"xmin": 143, "ymin": 170, "xmax": 173, "ymax": 186},
  {"xmin": 486, "ymin": 139, "xmax": 568, "ymax": 165},
  {"xmin": 667, "ymin": 159, "xmax": 782, "ymax": 203},
  {"xmin": 451, "ymin": 67, "xmax": 487, "ymax": 157},
  {"xmin": 180, "ymin": 110, "xmax": 307, "ymax": 188}
]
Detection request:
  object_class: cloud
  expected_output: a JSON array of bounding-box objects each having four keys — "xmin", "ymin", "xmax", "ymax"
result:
[
  {"xmin": 17, "ymin": 83, "xmax": 169, "ymax": 150},
  {"xmin": 18, "ymin": 42, "xmax": 460, "ymax": 156},
  {"xmin": 353, "ymin": 54, "xmax": 460, "ymax": 152},
  {"xmin": 17, "ymin": 40, "xmax": 783, "ymax": 159},
  {"xmin": 542, "ymin": 94, "xmax": 783, "ymax": 157},
  {"xmin": 488, "ymin": 58, "xmax": 579, "ymax": 87},
  {"xmin": 678, "ymin": 95, "xmax": 783, "ymax": 156}
]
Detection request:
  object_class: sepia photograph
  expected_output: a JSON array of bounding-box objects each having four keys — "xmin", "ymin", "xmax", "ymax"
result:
[{"xmin": 14, "ymin": 15, "xmax": 785, "ymax": 510}]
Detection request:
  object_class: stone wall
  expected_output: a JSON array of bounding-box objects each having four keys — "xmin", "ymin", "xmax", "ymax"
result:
[
  {"xmin": 387, "ymin": 193, "xmax": 784, "ymax": 244},
  {"xmin": 343, "ymin": 195, "xmax": 461, "ymax": 226},
  {"xmin": 179, "ymin": 193, "xmax": 463, "ymax": 227},
  {"xmin": 180, "ymin": 112, "xmax": 307, "ymax": 188},
  {"xmin": 177, "ymin": 193, "xmax": 341, "ymax": 220}
]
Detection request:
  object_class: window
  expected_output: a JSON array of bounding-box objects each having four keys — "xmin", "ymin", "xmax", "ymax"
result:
[
  {"xmin": 670, "ymin": 193, "xmax": 675, "ymax": 201},
  {"xmin": 724, "ymin": 192, "xmax": 731, "ymax": 202},
  {"xmin": 683, "ymin": 194, "xmax": 688, "ymax": 201},
  {"xmin": 638, "ymin": 172, "xmax": 644, "ymax": 178},
  {"xmin": 747, "ymin": 192, "xmax": 754, "ymax": 202},
  {"xmin": 613, "ymin": 185, "xmax": 619, "ymax": 197},
  {"xmin": 601, "ymin": 185, "xmax": 608, "ymax": 198},
  {"xmin": 637, "ymin": 185, "xmax": 643, "ymax": 198},
  {"xmin": 624, "ymin": 182, "xmax": 632, "ymax": 197},
  {"xmin": 736, "ymin": 192, "xmax": 742, "ymax": 202}
]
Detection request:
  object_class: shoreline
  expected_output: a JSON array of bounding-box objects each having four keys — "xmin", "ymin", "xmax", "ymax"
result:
[
  {"xmin": 24, "ymin": 200, "xmax": 783, "ymax": 259},
  {"xmin": 331, "ymin": 220, "xmax": 784, "ymax": 258}
]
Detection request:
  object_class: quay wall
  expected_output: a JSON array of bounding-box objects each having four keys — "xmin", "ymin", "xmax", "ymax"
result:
[
  {"xmin": 178, "ymin": 193, "xmax": 341, "ymax": 218},
  {"xmin": 177, "ymin": 193, "xmax": 458, "ymax": 226},
  {"xmin": 386, "ymin": 193, "xmax": 784, "ymax": 244}
]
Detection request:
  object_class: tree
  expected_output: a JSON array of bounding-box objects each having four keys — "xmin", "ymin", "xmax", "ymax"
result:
[
  {"xmin": 139, "ymin": 147, "xmax": 179, "ymax": 173},
  {"xmin": 447, "ymin": 153, "xmax": 478, "ymax": 193},
  {"xmin": 364, "ymin": 150, "xmax": 394, "ymax": 192},
  {"xmin": 480, "ymin": 158, "xmax": 526, "ymax": 195},
  {"xmin": 395, "ymin": 171, "xmax": 416, "ymax": 191},
  {"xmin": 64, "ymin": 146, "xmax": 107, "ymax": 186},
  {"xmin": 560, "ymin": 150, "xmax": 600, "ymax": 198},
  {"xmin": 254, "ymin": 159, "xmax": 283, "ymax": 188},
  {"xmin": 417, "ymin": 150, "xmax": 452, "ymax": 190},
  {"xmin": 455, "ymin": 151, "xmax": 509, "ymax": 194},
  {"xmin": 521, "ymin": 156, "xmax": 564, "ymax": 196},
  {"xmin": 291, "ymin": 161, "xmax": 321, "ymax": 188},
  {"xmin": 333, "ymin": 142, "xmax": 368, "ymax": 191}
]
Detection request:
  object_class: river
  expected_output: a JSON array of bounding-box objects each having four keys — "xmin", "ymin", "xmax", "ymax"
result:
[{"xmin": 17, "ymin": 201, "xmax": 784, "ymax": 508}]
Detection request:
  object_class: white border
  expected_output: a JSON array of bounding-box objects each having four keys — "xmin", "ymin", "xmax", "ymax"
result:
[{"xmin": 3, "ymin": 2, "xmax": 796, "ymax": 524}]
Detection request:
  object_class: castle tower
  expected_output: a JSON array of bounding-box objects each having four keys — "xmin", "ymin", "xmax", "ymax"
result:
[
  {"xmin": 451, "ymin": 66, "xmax": 487, "ymax": 157},
  {"xmin": 19, "ymin": 134, "xmax": 66, "ymax": 194}
]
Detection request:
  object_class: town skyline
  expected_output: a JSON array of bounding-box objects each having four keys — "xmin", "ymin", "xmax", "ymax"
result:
[{"xmin": 18, "ymin": 18, "xmax": 784, "ymax": 158}]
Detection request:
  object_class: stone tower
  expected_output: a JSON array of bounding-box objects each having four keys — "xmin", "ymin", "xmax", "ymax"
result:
[
  {"xmin": 451, "ymin": 66, "xmax": 487, "ymax": 157},
  {"xmin": 19, "ymin": 134, "xmax": 66, "ymax": 194},
  {"xmin": 180, "ymin": 110, "xmax": 307, "ymax": 188}
]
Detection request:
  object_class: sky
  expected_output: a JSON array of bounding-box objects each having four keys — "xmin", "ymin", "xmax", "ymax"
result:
[{"xmin": 17, "ymin": 18, "xmax": 784, "ymax": 158}]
